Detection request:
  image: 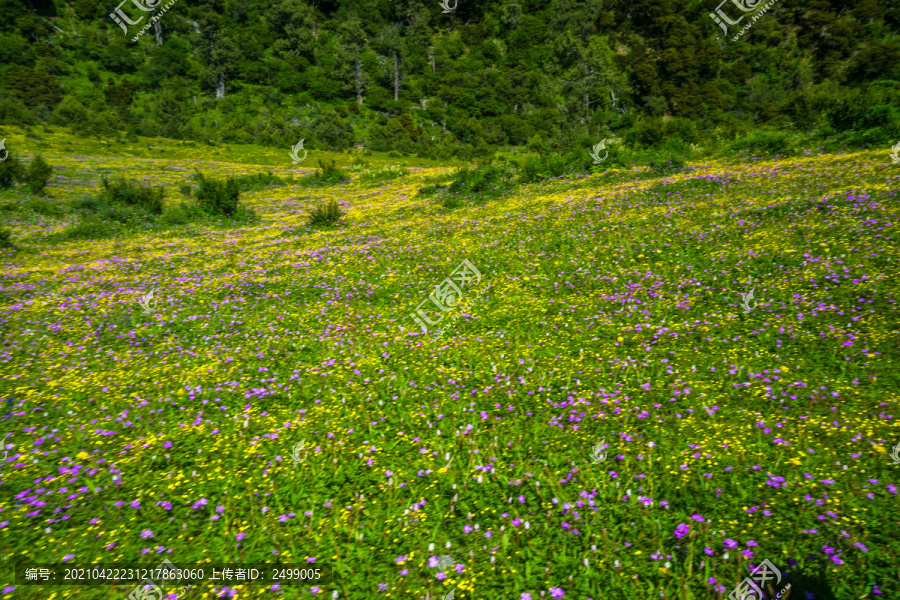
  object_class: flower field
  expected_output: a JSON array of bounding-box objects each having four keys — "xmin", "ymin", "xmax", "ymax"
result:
[{"xmin": 1, "ymin": 135, "xmax": 898, "ymax": 600}]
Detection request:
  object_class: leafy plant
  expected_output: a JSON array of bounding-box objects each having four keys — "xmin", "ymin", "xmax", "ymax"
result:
[
  {"xmin": 0, "ymin": 149, "xmax": 24, "ymax": 188},
  {"xmin": 234, "ymin": 171, "xmax": 285, "ymax": 191},
  {"xmin": 26, "ymin": 154, "xmax": 53, "ymax": 195},
  {"xmin": 300, "ymin": 160, "xmax": 350, "ymax": 187},
  {"xmin": 446, "ymin": 164, "xmax": 515, "ymax": 200},
  {"xmin": 307, "ymin": 200, "xmax": 344, "ymax": 226},
  {"xmin": 99, "ymin": 176, "xmax": 166, "ymax": 215},
  {"xmin": 193, "ymin": 172, "xmax": 241, "ymax": 216},
  {"xmin": 731, "ymin": 131, "xmax": 795, "ymax": 156},
  {"xmin": 0, "ymin": 228, "xmax": 18, "ymax": 251}
]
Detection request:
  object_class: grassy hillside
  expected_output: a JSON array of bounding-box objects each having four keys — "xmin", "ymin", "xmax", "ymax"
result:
[{"xmin": 0, "ymin": 132, "xmax": 898, "ymax": 599}]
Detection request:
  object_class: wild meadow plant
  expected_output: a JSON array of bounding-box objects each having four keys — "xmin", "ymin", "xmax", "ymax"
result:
[{"xmin": 0, "ymin": 139, "xmax": 897, "ymax": 599}]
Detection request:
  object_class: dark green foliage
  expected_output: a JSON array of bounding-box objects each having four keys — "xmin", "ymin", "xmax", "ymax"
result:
[
  {"xmin": 104, "ymin": 77, "xmax": 135, "ymax": 108},
  {"xmin": 300, "ymin": 160, "xmax": 350, "ymax": 187},
  {"xmin": 730, "ymin": 131, "xmax": 795, "ymax": 157},
  {"xmin": 307, "ymin": 200, "xmax": 344, "ymax": 226},
  {"xmin": 193, "ymin": 173, "xmax": 241, "ymax": 216},
  {"xmin": 159, "ymin": 201, "xmax": 206, "ymax": 225},
  {"xmin": 234, "ymin": 171, "xmax": 285, "ymax": 191},
  {"xmin": 370, "ymin": 114, "xmax": 420, "ymax": 153},
  {"xmin": 0, "ymin": 228, "xmax": 18, "ymax": 250},
  {"xmin": 3, "ymin": 67, "xmax": 63, "ymax": 108},
  {"xmin": 311, "ymin": 111, "xmax": 355, "ymax": 151},
  {"xmin": 0, "ymin": 196, "xmax": 67, "ymax": 216},
  {"xmin": 0, "ymin": 149, "xmax": 23, "ymax": 188},
  {"xmin": 25, "ymin": 155, "xmax": 52, "ymax": 195},
  {"xmin": 98, "ymin": 177, "xmax": 166, "ymax": 216},
  {"xmin": 445, "ymin": 164, "xmax": 516, "ymax": 201},
  {"xmin": 648, "ymin": 153, "xmax": 687, "ymax": 171}
]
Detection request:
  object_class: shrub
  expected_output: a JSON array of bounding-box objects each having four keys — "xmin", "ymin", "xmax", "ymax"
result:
[
  {"xmin": 307, "ymin": 200, "xmax": 344, "ymax": 226},
  {"xmin": 447, "ymin": 164, "xmax": 515, "ymax": 198},
  {"xmin": 730, "ymin": 130, "xmax": 795, "ymax": 156},
  {"xmin": 26, "ymin": 154, "xmax": 53, "ymax": 195},
  {"xmin": 234, "ymin": 171, "xmax": 285, "ymax": 191},
  {"xmin": 99, "ymin": 176, "xmax": 166, "ymax": 215},
  {"xmin": 6, "ymin": 197, "xmax": 68, "ymax": 216},
  {"xmin": 0, "ymin": 150, "xmax": 24, "ymax": 188},
  {"xmin": 160, "ymin": 201, "xmax": 205, "ymax": 225},
  {"xmin": 193, "ymin": 173, "xmax": 240, "ymax": 216},
  {"xmin": 300, "ymin": 159, "xmax": 350, "ymax": 187},
  {"xmin": 648, "ymin": 153, "xmax": 686, "ymax": 171},
  {"xmin": 358, "ymin": 164, "xmax": 408, "ymax": 184},
  {"xmin": 178, "ymin": 183, "xmax": 192, "ymax": 196},
  {"xmin": 518, "ymin": 155, "xmax": 570, "ymax": 183},
  {"xmin": 0, "ymin": 228, "xmax": 18, "ymax": 251},
  {"xmin": 347, "ymin": 156, "xmax": 370, "ymax": 172}
]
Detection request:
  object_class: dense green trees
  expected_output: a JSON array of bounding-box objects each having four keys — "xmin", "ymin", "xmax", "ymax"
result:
[{"xmin": 0, "ymin": 0, "xmax": 897, "ymax": 154}]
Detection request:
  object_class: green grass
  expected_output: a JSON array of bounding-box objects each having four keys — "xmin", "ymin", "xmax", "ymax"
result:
[{"xmin": 0, "ymin": 131, "xmax": 897, "ymax": 600}]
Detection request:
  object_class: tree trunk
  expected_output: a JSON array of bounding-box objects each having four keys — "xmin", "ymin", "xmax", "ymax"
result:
[
  {"xmin": 153, "ymin": 20, "xmax": 163, "ymax": 46},
  {"xmin": 393, "ymin": 51, "xmax": 400, "ymax": 101},
  {"xmin": 215, "ymin": 72, "xmax": 225, "ymax": 100},
  {"xmin": 355, "ymin": 58, "xmax": 363, "ymax": 105},
  {"xmin": 429, "ymin": 44, "xmax": 435, "ymax": 73}
]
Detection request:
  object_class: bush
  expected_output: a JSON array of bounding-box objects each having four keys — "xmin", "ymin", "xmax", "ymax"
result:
[
  {"xmin": 193, "ymin": 173, "xmax": 241, "ymax": 216},
  {"xmin": 307, "ymin": 200, "xmax": 344, "ymax": 226},
  {"xmin": 447, "ymin": 164, "xmax": 515, "ymax": 198},
  {"xmin": 0, "ymin": 150, "xmax": 24, "ymax": 188},
  {"xmin": 358, "ymin": 164, "xmax": 408, "ymax": 184},
  {"xmin": 518, "ymin": 155, "xmax": 571, "ymax": 183},
  {"xmin": 300, "ymin": 159, "xmax": 350, "ymax": 187},
  {"xmin": 160, "ymin": 201, "xmax": 205, "ymax": 225},
  {"xmin": 26, "ymin": 155, "xmax": 53, "ymax": 195},
  {"xmin": 0, "ymin": 228, "xmax": 18, "ymax": 251},
  {"xmin": 234, "ymin": 171, "xmax": 285, "ymax": 191},
  {"xmin": 347, "ymin": 156, "xmax": 370, "ymax": 172},
  {"xmin": 648, "ymin": 153, "xmax": 687, "ymax": 171},
  {"xmin": 178, "ymin": 183, "xmax": 192, "ymax": 196},
  {"xmin": 730, "ymin": 131, "xmax": 794, "ymax": 156},
  {"xmin": 99, "ymin": 176, "xmax": 166, "ymax": 215},
  {"xmin": 0, "ymin": 196, "xmax": 68, "ymax": 216}
]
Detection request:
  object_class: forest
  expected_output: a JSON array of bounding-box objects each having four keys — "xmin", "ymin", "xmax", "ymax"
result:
[{"xmin": 1, "ymin": 0, "xmax": 898, "ymax": 160}]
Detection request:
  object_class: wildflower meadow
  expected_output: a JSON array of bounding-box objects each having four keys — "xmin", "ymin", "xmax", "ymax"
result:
[{"xmin": 0, "ymin": 131, "xmax": 898, "ymax": 600}]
